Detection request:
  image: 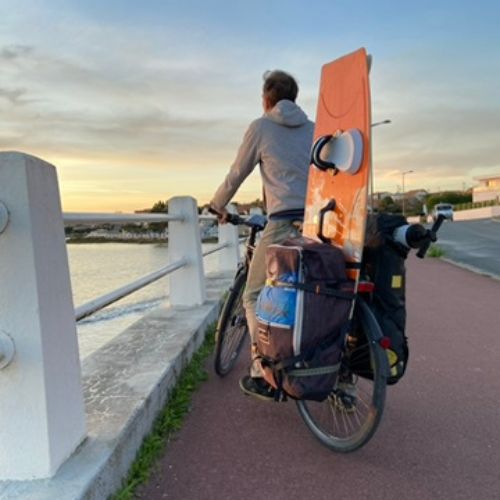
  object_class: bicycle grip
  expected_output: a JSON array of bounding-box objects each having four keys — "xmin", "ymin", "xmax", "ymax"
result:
[
  {"xmin": 416, "ymin": 241, "xmax": 431, "ymax": 259},
  {"xmin": 208, "ymin": 206, "xmax": 240, "ymax": 225},
  {"xmin": 416, "ymin": 214, "xmax": 445, "ymax": 258}
]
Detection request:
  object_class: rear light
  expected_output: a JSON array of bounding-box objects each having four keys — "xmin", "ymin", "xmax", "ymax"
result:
[
  {"xmin": 357, "ymin": 281, "xmax": 375, "ymax": 293},
  {"xmin": 379, "ymin": 337, "xmax": 391, "ymax": 350}
]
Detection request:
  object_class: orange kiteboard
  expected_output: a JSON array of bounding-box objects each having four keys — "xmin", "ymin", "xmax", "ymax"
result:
[{"xmin": 303, "ymin": 48, "xmax": 372, "ymax": 286}]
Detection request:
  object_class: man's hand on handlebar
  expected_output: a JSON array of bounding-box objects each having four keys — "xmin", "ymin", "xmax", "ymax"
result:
[
  {"xmin": 209, "ymin": 204, "xmax": 230, "ymax": 224},
  {"xmin": 217, "ymin": 208, "xmax": 230, "ymax": 224}
]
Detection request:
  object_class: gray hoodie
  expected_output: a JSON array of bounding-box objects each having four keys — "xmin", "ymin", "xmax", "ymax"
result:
[{"xmin": 211, "ymin": 100, "xmax": 314, "ymax": 216}]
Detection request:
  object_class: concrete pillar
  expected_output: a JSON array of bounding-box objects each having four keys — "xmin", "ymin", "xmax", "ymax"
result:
[
  {"xmin": 168, "ymin": 196, "xmax": 206, "ymax": 306},
  {"xmin": 217, "ymin": 203, "xmax": 240, "ymax": 272},
  {"xmin": 0, "ymin": 152, "xmax": 86, "ymax": 480}
]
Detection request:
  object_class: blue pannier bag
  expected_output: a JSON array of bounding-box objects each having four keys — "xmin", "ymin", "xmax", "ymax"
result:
[{"xmin": 256, "ymin": 272, "xmax": 297, "ymax": 327}]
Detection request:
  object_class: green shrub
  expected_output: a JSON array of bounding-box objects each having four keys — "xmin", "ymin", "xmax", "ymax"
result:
[{"xmin": 427, "ymin": 244, "xmax": 445, "ymax": 258}]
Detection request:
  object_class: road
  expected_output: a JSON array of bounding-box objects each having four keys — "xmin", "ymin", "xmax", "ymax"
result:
[
  {"xmin": 137, "ymin": 257, "xmax": 500, "ymax": 500},
  {"xmin": 435, "ymin": 218, "xmax": 500, "ymax": 278}
]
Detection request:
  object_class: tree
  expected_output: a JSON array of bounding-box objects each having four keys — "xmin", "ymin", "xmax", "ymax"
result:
[
  {"xmin": 378, "ymin": 196, "xmax": 401, "ymax": 214},
  {"xmin": 426, "ymin": 191, "xmax": 472, "ymax": 210},
  {"xmin": 148, "ymin": 200, "xmax": 168, "ymax": 233},
  {"xmin": 151, "ymin": 200, "xmax": 168, "ymax": 213}
]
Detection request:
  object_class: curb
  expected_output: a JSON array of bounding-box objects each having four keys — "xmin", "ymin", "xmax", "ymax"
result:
[{"xmin": 441, "ymin": 257, "xmax": 500, "ymax": 282}]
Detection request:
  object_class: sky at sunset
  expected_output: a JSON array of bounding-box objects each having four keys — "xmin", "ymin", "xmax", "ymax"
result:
[{"xmin": 1, "ymin": 0, "xmax": 499, "ymax": 212}]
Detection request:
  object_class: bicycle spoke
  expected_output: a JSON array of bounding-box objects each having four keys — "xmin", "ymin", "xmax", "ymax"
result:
[
  {"xmin": 296, "ymin": 299, "xmax": 387, "ymax": 452},
  {"xmin": 220, "ymin": 324, "xmax": 246, "ymax": 364},
  {"xmin": 214, "ymin": 272, "xmax": 248, "ymax": 376}
]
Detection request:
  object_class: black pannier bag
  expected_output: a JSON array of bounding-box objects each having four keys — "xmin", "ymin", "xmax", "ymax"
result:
[
  {"xmin": 354, "ymin": 213, "xmax": 410, "ymax": 384},
  {"xmin": 255, "ymin": 236, "xmax": 355, "ymax": 401}
]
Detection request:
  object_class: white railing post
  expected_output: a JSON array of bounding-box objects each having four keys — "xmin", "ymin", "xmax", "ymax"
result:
[
  {"xmin": 217, "ymin": 203, "xmax": 240, "ymax": 272},
  {"xmin": 167, "ymin": 196, "xmax": 206, "ymax": 306},
  {"xmin": 0, "ymin": 152, "xmax": 86, "ymax": 480}
]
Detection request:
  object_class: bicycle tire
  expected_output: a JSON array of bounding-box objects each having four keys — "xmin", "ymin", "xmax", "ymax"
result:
[
  {"xmin": 296, "ymin": 298, "xmax": 388, "ymax": 452},
  {"xmin": 214, "ymin": 271, "xmax": 248, "ymax": 377}
]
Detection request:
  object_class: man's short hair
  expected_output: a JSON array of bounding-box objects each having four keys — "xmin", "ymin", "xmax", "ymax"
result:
[{"xmin": 262, "ymin": 70, "xmax": 299, "ymax": 107}]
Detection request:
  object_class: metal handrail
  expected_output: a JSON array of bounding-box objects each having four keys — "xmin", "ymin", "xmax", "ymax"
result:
[
  {"xmin": 202, "ymin": 242, "xmax": 229, "ymax": 257},
  {"xmin": 71, "ymin": 212, "xmax": 229, "ymax": 322},
  {"xmin": 64, "ymin": 212, "xmax": 218, "ymax": 225},
  {"xmin": 75, "ymin": 257, "xmax": 188, "ymax": 321},
  {"xmin": 63, "ymin": 212, "xmax": 184, "ymax": 225}
]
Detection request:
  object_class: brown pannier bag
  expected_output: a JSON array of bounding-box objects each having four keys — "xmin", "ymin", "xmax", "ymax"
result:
[{"xmin": 255, "ymin": 236, "xmax": 354, "ymax": 401}]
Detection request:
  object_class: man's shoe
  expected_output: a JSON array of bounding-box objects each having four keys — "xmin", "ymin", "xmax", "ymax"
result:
[{"xmin": 239, "ymin": 375, "xmax": 276, "ymax": 401}]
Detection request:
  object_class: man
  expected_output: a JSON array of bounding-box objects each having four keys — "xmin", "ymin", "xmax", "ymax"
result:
[{"xmin": 210, "ymin": 70, "xmax": 314, "ymax": 400}]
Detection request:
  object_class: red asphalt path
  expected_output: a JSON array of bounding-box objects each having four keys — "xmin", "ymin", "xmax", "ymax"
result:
[{"xmin": 137, "ymin": 257, "xmax": 500, "ymax": 500}]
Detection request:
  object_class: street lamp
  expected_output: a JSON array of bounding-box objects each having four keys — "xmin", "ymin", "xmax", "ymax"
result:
[
  {"xmin": 371, "ymin": 119, "xmax": 392, "ymax": 128},
  {"xmin": 402, "ymin": 170, "xmax": 414, "ymax": 216}
]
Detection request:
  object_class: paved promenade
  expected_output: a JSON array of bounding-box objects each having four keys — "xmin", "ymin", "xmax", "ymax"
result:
[{"xmin": 137, "ymin": 257, "xmax": 500, "ymax": 500}]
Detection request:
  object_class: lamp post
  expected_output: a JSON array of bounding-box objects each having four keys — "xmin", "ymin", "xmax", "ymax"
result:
[
  {"xmin": 372, "ymin": 119, "xmax": 392, "ymax": 128},
  {"xmin": 370, "ymin": 119, "xmax": 392, "ymax": 210},
  {"xmin": 402, "ymin": 170, "xmax": 414, "ymax": 216}
]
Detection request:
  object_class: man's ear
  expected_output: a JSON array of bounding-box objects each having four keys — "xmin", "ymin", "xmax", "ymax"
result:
[{"xmin": 263, "ymin": 96, "xmax": 273, "ymax": 112}]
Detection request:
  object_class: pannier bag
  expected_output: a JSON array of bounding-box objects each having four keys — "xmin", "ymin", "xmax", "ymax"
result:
[
  {"xmin": 359, "ymin": 213, "xmax": 410, "ymax": 384},
  {"xmin": 255, "ymin": 236, "xmax": 354, "ymax": 401}
]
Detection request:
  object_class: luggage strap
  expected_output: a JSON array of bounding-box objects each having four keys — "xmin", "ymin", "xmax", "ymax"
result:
[
  {"xmin": 259, "ymin": 319, "xmax": 351, "ymax": 402},
  {"xmin": 265, "ymin": 348, "xmax": 343, "ymax": 402},
  {"xmin": 261, "ymin": 327, "xmax": 346, "ymax": 376},
  {"xmin": 346, "ymin": 262, "xmax": 362, "ymax": 269},
  {"xmin": 287, "ymin": 362, "xmax": 341, "ymax": 377},
  {"xmin": 266, "ymin": 279, "xmax": 355, "ymax": 301}
]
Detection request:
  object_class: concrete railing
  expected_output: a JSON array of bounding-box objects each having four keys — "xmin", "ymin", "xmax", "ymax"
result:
[{"xmin": 0, "ymin": 152, "xmax": 240, "ymax": 480}]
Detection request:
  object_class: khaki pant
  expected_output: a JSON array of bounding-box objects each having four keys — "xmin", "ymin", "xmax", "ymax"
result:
[{"xmin": 243, "ymin": 220, "xmax": 301, "ymax": 377}]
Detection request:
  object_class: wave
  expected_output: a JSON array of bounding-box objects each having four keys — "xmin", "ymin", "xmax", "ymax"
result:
[{"xmin": 77, "ymin": 295, "xmax": 167, "ymax": 325}]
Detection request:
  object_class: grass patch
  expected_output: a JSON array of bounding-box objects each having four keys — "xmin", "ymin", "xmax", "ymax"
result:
[
  {"xmin": 427, "ymin": 244, "xmax": 445, "ymax": 258},
  {"xmin": 113, "ymin": 324, "xmax": 216, "ymax": 500}
]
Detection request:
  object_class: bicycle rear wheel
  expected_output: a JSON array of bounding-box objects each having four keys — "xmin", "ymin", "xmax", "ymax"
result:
[
  {"xmin": 214, "ymin": 271, "xmax": 248, "ymax": 377},
  {"xmin": 296, "ymin": 298, "xmax": 388, "ymax": 452}
]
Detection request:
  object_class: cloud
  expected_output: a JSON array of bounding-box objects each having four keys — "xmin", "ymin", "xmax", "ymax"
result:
[
  {"xmin": 369, "ymin": 50, "xmax": 500, "ymax": 192},
  {"xmin": 0, "ymin": 44, "xmax": 33, "ymax": 60},
  {"xmin": 0, "ymin": 37, "xmax": 254, "ymax": 166},
  {"xmin": 1, "ymin": 3, "xmax": 499, "ymax": 209},
  {"xmin": 0, "ymin": 87, "xmax": 29, "ymax": 105}
]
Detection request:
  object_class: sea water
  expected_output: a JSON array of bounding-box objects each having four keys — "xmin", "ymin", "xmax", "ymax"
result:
[{"xmin": 67, "ymin": 242, "xmax": 220, "ymax": 359}]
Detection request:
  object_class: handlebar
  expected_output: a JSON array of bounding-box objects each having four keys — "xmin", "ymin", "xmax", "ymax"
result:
[
  {"xmin": 416, "ymin": 215, "xmax": 445, "ymax": 258},
  {"xmin": 208, "ymin": 207, "xmax": 266, "ymax": 231},
  {"xmin": 392, "ymin": 214, "xmax": 445, "ymax": 259}
]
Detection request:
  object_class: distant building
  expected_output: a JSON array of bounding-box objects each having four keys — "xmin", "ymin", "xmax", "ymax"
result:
[
  {"xmin": 405, "ymin": 189, "xmax": 428, "ymax": 201},
  {"xmin": 473, "ymin": 175, "xmax": 500, "ymax": 203},
  {"xmin": 371, "ymin": 189, "xmax": 427, "ymax": 210}
]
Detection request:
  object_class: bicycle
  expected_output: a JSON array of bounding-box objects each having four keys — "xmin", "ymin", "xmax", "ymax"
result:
[
  {"xmin": 213, "ymin": 207, "xmax": 444, "ymax": 452},
  {"xmin": 296, "ymin": 214, "xmax": 445, "ymax": 452},
  {"xmin": 213, "ymin": 212, "xmax": 266, "ymax": 376}
]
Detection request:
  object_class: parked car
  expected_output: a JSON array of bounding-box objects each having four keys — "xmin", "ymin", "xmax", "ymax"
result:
[{"xmin": 432, "ymin": 203, "xmax": 454, "ymax": 221}]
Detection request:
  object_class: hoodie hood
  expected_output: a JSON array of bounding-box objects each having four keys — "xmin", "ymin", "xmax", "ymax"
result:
[{"xmin": 265, "ymin": 99, "xmax": 309, "ymax": 128}]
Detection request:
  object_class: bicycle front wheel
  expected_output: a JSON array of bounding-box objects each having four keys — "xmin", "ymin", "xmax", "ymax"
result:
[
  {"xmin": 296, "ymin": 298, "xmax": 388, "ymax": 452},
  {"xmin": 214, "ymin": 271, "xmax": 248, "ymax": 377}
]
